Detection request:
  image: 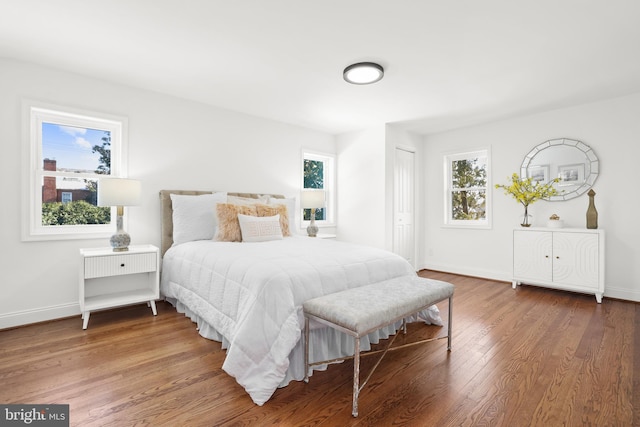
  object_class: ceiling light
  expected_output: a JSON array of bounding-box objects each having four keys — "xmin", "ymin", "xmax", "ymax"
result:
[{"xmin": 343, "ymin": 62, "xmax": 384, "ymax": 85}]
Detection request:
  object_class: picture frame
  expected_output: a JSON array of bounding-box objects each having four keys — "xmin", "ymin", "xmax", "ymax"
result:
[
  {"xmin": 558, "ymin": 163, "xmax": 585, "ymax": 186},
  {"xmin": 528, "ymin": 165, "xmax": 549, "ymax": 183}
]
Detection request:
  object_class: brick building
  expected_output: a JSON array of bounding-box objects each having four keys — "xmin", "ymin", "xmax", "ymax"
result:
[{"xmin": 42, "ymin": 159, "xmax": 93, "ymax": 204}]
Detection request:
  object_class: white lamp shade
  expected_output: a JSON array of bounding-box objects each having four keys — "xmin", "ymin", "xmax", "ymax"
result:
[
  {"xmin": 98, "ymin": 178, "xmax": 142, "ymax": 207},
  {"xmin": 301, "ymin": 190, "xmax": 325, "ymax": 209}
]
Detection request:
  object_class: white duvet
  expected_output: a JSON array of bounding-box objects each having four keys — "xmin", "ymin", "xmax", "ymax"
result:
[{"xmin": 160, "ymin": 236, "xmax": 442, "ymax": 405}]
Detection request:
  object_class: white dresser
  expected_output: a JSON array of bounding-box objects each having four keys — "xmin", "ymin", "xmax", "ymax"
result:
[{"xmin": 512, "ymin": 228, "xmax": 605, "ymax": 303}]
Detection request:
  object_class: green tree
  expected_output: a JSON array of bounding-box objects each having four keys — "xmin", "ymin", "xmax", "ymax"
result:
[
  {"xmin": 42, "ymin": 201, "xmax": 112, "ymax": 225},
  {"xmin": 451, "ymin": 158, "xmax": 487, "ymax": 220},
  {"xmin": 303, "ymin": 159, "xmax": 325, "ymax": 220},
  {"xmin": 93, "ymin": 131, "xmax": 111, "ymax": 175},
  {"xmin": 304, "ymin": 159, "xmax": 323, "ymax": 189},
  {"xmin": 84, "ymin": 131, "xmax": 111, "ymax": 205}
]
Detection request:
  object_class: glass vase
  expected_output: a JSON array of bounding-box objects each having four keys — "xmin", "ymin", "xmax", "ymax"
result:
[{"xmin": 521, "ymin": 205, "xmax": 532, "ymax": 227}]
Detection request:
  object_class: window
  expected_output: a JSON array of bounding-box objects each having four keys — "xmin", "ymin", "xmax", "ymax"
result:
[
  {"xmin": 302, "ymin": 150, "xmax": 335, "ymax": 225},
  {"xmin": 61, "ymin": 192, "xmax": 73, "ymax": 204},
  {"xmin": 444, "ymin": 148, "xmax": 491, "ymax": 228},
  {"xmin": 23, "ymin": 101, "xmax": 127, "ymax": 241}
]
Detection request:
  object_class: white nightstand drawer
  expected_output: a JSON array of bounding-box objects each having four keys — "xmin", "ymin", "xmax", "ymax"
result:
[{"xmin": 84, "ymin": 252, "xmax": 157, "ymax": 279}]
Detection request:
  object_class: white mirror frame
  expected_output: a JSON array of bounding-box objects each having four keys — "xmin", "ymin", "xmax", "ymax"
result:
[{"xmin": 521, "ymin": 138, "xmax": 599, "ymax": 201}]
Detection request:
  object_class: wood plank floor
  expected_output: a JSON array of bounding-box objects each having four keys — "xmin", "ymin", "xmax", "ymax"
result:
[{"xmin": 1, "ymin": 271, "xmax": 638, "ymax": 426}]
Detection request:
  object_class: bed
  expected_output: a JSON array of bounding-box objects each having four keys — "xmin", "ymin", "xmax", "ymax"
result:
[{"xmin": 159, "ymin": 190, "xmax": 445, "ymax": 405}]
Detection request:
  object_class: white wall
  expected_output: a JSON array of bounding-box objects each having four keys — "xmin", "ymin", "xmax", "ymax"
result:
[
  {"xmin": 336, "ymin": 126, "xmax": 387, "ymax": 248},
  {"xmin": 421, "ymin": 93, "xmax": 640, "ymax": 301},
  {"xmin": 334, "ymin": 124, "xmax": 426, "ymax": 267},
  {"xmin": 0, "ymin": 59, "xmax": 335, "ymax": 328},
  {"xmin": 335, "ymin": 124, "xmax": 424, "ymax": 262},
  {"xmin": 385, "ymin": 125, "xmax": 424, "ymax": 264}
]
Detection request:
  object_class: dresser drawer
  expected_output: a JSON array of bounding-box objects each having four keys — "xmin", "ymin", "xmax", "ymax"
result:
[{"xmin": 84, "ymin": 252, "xmax": 157, "ymax": 279}]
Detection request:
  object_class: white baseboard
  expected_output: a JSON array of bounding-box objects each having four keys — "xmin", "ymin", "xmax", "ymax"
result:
[
  {"xmin": 0, "ymin": 303, "xmax": 79, "ymax": 330},
  {"xmin": 603, "ymin": 286, "xmax": 640, "ymax": 302},
  {"xmin": 418, "ymin": 262, "xmax": 511, "ymax": 283},
  {"xmin": 419, "ymin": 262, "xmax": 640, "ymax": 303},
  {"xmin": 2, "ymin": 277, "xmax": 636, "ymax": 332}
]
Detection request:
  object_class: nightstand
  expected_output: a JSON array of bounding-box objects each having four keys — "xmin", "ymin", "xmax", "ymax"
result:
[{"xmin": 79, "ymin": 244, "xmax": 160, "ymax": 329}]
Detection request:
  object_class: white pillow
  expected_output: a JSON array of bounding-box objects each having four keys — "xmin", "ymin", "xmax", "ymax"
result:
[
  {"xmin": 171, "ymin": 192, "xmax": 227, "ymax": 245},
  {"xmin": 238, "ymin": 213, "xmax": 283, "ymax": 242},
  {"xmin": 270, "ymin": 197, "xmax": 298, "ymax": 235},
  {"xmin": 227, "ymin": 194, "xmax": 270, "ymax": 205}
]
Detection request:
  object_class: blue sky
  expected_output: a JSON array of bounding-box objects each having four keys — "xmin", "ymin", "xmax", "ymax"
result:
[{"xmin": 42, "ymin": 122, "xmax": 110, "ymax": 173}]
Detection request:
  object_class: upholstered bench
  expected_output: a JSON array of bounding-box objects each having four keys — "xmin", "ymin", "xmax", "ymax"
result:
[{"xmin": 303, "ymin": 276, "xmax": 454, "ymax": 417}]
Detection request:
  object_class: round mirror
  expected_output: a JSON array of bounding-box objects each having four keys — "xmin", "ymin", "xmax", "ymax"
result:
[{"xmin": 521, "ymin": 138, "xmax": 599, "ymax": 201}]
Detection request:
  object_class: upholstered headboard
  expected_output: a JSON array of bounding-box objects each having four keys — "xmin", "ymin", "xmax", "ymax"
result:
[{"xmin": 159, "ymin": 190, "xmax": 285, "ymax": 257}]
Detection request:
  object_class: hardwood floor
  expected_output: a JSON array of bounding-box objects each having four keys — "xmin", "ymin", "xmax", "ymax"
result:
[{"xmin": 1, "ymin": 271, "xmax": 638, "ymax": 426}]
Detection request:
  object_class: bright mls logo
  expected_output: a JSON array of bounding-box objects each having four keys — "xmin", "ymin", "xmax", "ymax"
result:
[{"xmin": 1, "ymin": 404, "xmax": 69, "ymax": 426}]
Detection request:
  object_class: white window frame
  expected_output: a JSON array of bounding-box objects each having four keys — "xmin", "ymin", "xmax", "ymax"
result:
[
  {"xmin": 22, "ymin": 100, "xmax": 128, "ymax": 241},
  {"xmin": 443, "ymin": 147, "xmax": 491, "ymax": 229},
  {"xmin": 302, "ymin": 150, "xmax": 336, "ymax": 227}
]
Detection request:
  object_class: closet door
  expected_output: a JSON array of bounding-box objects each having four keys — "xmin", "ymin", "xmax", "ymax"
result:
[{"xmin": 393, "ymin": 148, "xmax": 415, "ymax": 267}]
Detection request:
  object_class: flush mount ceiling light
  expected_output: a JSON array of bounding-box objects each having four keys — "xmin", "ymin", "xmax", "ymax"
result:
[{"xmin": 343, "ymin": 62, "xmax": 384, "ymax": 85}]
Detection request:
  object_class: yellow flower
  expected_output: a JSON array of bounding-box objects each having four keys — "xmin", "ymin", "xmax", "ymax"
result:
[{"xmin": 495, "ymin": 173, "xmax": 560, "ymax": 207}]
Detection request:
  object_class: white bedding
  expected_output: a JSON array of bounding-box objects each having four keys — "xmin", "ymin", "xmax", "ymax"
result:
[{"xmin": 160, "ymin": 236, "xmax": 443, "ymax": 405}]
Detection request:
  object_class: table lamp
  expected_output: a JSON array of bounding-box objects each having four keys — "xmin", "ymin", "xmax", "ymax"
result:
[
  {"xmin": 301, "ymin": 190, "xmax": 325, "ymax": 237},
  {"xmin": 98, "ymin": 178, "xmax": 141, "ymax": 251}
]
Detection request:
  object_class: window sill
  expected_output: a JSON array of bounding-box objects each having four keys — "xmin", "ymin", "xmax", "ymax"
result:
[{"xmin": 22, "ymin": 229, "xmax": 113, "ymax": 242}]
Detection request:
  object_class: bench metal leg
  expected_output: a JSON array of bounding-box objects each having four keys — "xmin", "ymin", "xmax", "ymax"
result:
[
  {"xmin": 304, "ymin": 317, "xmax": 310, "ymax": 382},
  {"xmin": 447, "ymin": 295, "xmax": 453, "ymax": 351},
  {"xmin": 305, "ymin": 292, "xmax": 454, "ymax": 418},
  {"xmin": 352, "ymin": 337, "xmax": 360, "ymax": 417}
]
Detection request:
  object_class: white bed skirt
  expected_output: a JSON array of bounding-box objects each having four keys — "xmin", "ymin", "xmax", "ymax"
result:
[{"xmin": 165, "ymin": 297, "xmax": 443, "ymax": 389}]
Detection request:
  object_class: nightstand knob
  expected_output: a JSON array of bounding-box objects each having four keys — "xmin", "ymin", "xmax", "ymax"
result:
[{"xmin": 120, "ymin": 263, "xmax": 125, "ymax": 267}]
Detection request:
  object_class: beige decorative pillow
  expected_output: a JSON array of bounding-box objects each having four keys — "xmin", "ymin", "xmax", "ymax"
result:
[
  {"xmin": 238, "ymin": 214, "xmax": 283, "ymax": 242},
  {"xmin": 269, "ymin": 197, "xmax": 298, "ymax": 235},
  {"xmin": 215, "ymin": 203, "xmax": 258, "ymax": 242},
  {"xmin": 255, "ymin": 203, "xmax": 290, "ymax": 236}
]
